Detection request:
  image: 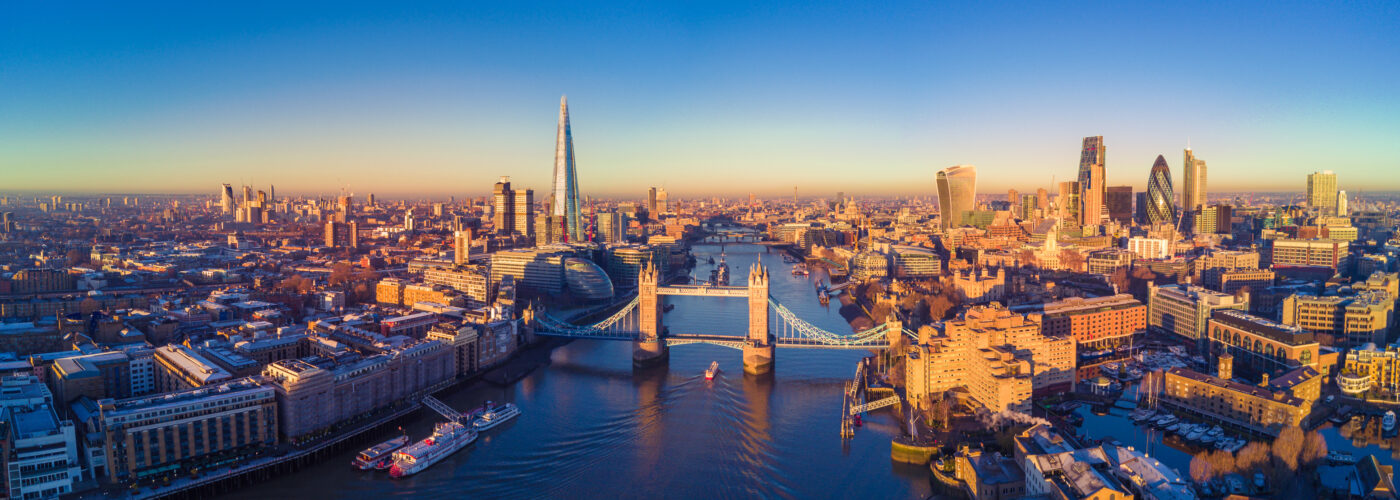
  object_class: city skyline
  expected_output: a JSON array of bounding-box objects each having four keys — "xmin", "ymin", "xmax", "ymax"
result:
[{"xmin": 3, "ymin": 3, "xmax": 1399, "ymax": 197}]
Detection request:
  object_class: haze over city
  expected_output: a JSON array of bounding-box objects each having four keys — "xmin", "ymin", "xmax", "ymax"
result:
[
  {"xmin": 3, "ymin": 2, "xmax": 1398, "ymax": 196},
  {"xmin": 5, "ymin": 3, "xmax": 1400, "ymax": 500}
]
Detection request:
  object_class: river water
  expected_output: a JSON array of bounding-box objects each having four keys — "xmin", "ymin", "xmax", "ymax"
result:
[{"xmin": 233, "ymin": 242, "xmax": 933, "ymax": 499}]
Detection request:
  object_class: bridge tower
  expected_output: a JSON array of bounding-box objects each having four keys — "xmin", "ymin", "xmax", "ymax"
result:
[
  {"xmin": 744, "ymin": 264, "xmax": 775, "ymax": 374},
  {"xmin": 633, "ymin": 262, "xmax": 668, "ymax": 367}
]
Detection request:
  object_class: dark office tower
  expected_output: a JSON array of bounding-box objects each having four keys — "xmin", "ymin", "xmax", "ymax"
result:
[
  {"xmin": 1146, "ymin": 155, "xmax": 1176, "ymax": 226},
  {"xmin": 270, "ymin": 185, "xmax": 275, "ymax": 202},
  {"xmin": 1214, "ymin": 204, "xmax": 1233, "ymax": 234},
  {"xmin": 1077, "ymin": 136, "xmax": 1106, "ymax": 227},
  {"xmin": 493, "ymin": 177, "xmax": 516, "ymax": 235},
  {"xmin": 1018, "ymin": 194, "xmax": 1039, "ymax": 220},
  {"xmin": 1135, "ymin": 192, "xmax": 1149, "ymax": 224},
  {"xmin": 1182, "ymin": 147, "xmax": 1207, "ymax": 213},
  {"xmin": 1008, "ymin": 189, "xmax": 1019, "ymax": 214},
  {"xmin": 514, "ymin": 188, "xmax": 534, "ymax": 237},
  {"xmin": 552, "ymin": 96, "xmax": 582, "ymax": 242},
  {"xmin": 1105, "ymin": 186, "xmax": 1133, "ymax": 223},
  {"xmin": 367, "ymin": 193, "xmax": 376, "ymax": 207},
  {"xmin": 647, "ymin": 187, "xmax": 658, "ymax": 215}
]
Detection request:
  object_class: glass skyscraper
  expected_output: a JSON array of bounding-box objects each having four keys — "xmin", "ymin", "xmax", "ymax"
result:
[
  {"xmin": 936, "ymin": 165, "xmax": 977, "ymax": 230},
  {"xmin": 1076, "ymin": 136, "xmax": 1106, "ymax": 227},
  {"xmin": 1182, "ymin": 147, "xmax": 1207, "ymax": 213},
  {"xmin": 552, "ymin": 96, "xmax": 582, "ymax": 242},
  {"xmin": 1307, "ymin": 170, "xmax": 1338, "ymax": 213},
  {"xmin": 1146, "ymin": 155, "xmax": 1176, "ymax": 226}
]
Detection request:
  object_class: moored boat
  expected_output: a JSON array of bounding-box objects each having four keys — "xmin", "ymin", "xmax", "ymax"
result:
[
  {"xmin": 473, "ymin": 402, "xmax": 521, "ymax": 432},
  {"xmin": 352, "ymin": 433, "xmax": 410, "ymax": 470},
  {"xmin": 388, "ymin": 421, "xmax": 477, "ymax": 478},
  {"xmin": 1384, "ymin": 411, "xmax": 1396, "ymax": 433}
]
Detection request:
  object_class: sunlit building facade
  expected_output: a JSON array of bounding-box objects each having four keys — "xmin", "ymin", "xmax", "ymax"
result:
[{"xmin": 936, "ymin": 165, "xmax": 977, "ymax": 231}]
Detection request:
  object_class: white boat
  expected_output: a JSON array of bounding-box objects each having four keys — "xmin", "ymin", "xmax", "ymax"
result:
[
  {"xmin": 1385, "ymin": 411, "xmax": 1396, "ymax": 432},
  {"xmin": 1208, "ymin": 425, "xmax": 1224, "ymax": 437},
  {"xmin": 1164, "ymin": 423, "xmax": 1181, "ymax": 433},
  {"xmin": 351, "ymin": 434, "xmax": 409, "ymax": 470},
  {"xmin": 473, "ymin": 402, "xmax": 521, "ymax": 432},
  {"xmin": 1200, "ymin": 434, "xmax": 1218, "ymax": 445},
  {"xmin": 705, "ymin": 361, "xmax": 719, "ymax": 380},
  {"xmin": 1186, "ymin": 426, "xmax": 1206, "ymax": 441},
  {"xmin": 389, "ymin": 421, "xmax": 477, "ymax": 478}
]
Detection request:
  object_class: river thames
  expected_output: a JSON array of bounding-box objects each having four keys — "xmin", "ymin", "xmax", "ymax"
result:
[{"xmin": 233, "ymin": 242, "xmax": 934, "ymax": 499}]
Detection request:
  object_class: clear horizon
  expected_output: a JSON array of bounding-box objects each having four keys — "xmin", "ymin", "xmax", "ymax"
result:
[{"xmin": 3, "ymin": 2, "xmax": 1397, "ymax": 197}]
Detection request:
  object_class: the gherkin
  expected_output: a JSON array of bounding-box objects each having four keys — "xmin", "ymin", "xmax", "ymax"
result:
[{"xmin": 1146, "ymin": 155, "xmax": 1175, "ymax": 226}]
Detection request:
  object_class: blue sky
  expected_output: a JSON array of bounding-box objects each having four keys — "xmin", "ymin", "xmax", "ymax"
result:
[{"xmin": 2, "ymin": 1, "xmax": 1397, "ymax": 198}]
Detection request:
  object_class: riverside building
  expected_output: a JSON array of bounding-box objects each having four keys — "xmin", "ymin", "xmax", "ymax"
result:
[{"xmin": 97, "ymin": 378, "xmax": 277, "ymax": 482}]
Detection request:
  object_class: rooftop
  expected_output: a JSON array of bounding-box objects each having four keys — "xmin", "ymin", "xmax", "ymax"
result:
[{"xmin": 1212, "ymin": 309, "xmax": 1315, "ymax": 345}]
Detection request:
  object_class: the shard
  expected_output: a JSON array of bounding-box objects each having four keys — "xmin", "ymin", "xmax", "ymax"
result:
[
  {"xmin": 553, "ymin": 95, "xmax": 582, "ymax": 242},
  {"xmin": 1146, "ymin": 155, "xmax": 1175, "ymax": 226}
]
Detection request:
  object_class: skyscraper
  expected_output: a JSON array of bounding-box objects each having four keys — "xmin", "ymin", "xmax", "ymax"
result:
[
  {"xmin": 1105, "ymin": 186, "xmax": 1133, "ymax": 223},
  {"xmin": 493, "ymin": 177, "xmax": 515, "ymax": 235},
  {"xmin": 552, "ymin": 96, "xmax": 582, "ymax": 242},
  {"xmin": 514, "ymin": 188, "xmax": 534, "ymax": 237},
  {"xmin": 647, "ymin": 187, "xmax": 658, "ymax": 215},
  {"xmin": 1058, "ymin": 181, "xmax": 1080, "ymax": 222},
  {"xmin": 1146, "ymin": 155, "xmax": 1175, "ymax": 226},
  {"xmin": 454, "ymin": 230, "xmax": 471, "ymax": 265},
  {"xmin": 1182, "ymin": 147, "xmax": 1207, "ymax": 213},
  {"xmin": 220, "ymin": 183, "xmax": 235, "ymax": 214},
  {"xmin": 1337, "ymin": 190, "xmax": 1348, "ymax": 215},
  {"xmin": 1307, "ymin": 171, "xmax": 1338, "ymax": 213},
  {"xmin": 936, "ymin": 165, "xmax": 977, "ymax": 231},
  {"xmin": 1076, "ymin": 136, "xmax": 1106, "ymax": 227}
]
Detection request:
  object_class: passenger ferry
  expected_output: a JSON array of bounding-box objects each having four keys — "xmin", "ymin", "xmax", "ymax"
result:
[
  {"xmin": 705, "ymin": 361, "xmax": 719, "ymax": 380},
  {"xmin": 473, "ymin": 402, "xmax": 521, "ymax": 432},
  {"xmin": 351, "ymin": 433, "xmax": 409, "ymax": 470},
  {"xmin": 388, "ymin": 421, "xmax": 477, "ymax": 478}
]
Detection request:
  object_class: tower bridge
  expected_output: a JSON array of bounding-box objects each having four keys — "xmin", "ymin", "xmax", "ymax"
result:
[{"xmin": 533, "ymin": 263, "xmax": 914, "ymax": 374}]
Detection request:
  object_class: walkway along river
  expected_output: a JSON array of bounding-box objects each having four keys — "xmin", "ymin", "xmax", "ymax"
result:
[{"xmin": 232, "ymin": 242, "xmax": 934, "ymax": 499}]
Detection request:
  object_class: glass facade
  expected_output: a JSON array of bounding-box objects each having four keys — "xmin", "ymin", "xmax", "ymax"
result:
[
  {"xmin": 1146, "ymin": 155, "xmax": 1175, "ymax": 226},
  {"xmin": 564, "ymin": 257, "xmax": 615, "ymax": 301},
  {"xmin": 553, "ymin": 96, "xmax": 582, "ymax": 242},
  {"xmin": 936, "ymin": 165, "xmax": 977, "ymax": 231}
]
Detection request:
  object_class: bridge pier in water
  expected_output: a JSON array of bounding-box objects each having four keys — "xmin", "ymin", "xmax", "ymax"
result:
[
  {"xmin": 634, "ymin": 263, "xmax": 669, "ymax": 367},
  {"xmin": 743, "ymin": 264, "xmax": 775, "ymax": 374}
]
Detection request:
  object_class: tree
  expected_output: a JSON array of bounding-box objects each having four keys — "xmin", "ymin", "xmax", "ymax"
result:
[
  {"xmin": 1189, "ymin": 452, "xmax": 1214, "ymax": 483},
  {"xmin": 1236, "ymin": 442, "xmax": 1271, "ymax": 472},
  {"xmin": 1272, "ymin": 426, "xmax": 1305, "ymax": 475},
  {"xmin": 66, "ymin": 248, "xmax": 89, "ymax": 267},
  {"xmin": 1058, "ymin": 249, "xmax": 1084, "ymax": 271},
  {"xmin": 328, "ymin": 262, "xmax": 353, "ymax": 286},
  {"xmin": 1206, "ymin": 450, "xmax": 1237, "ymax": 478},
  {"xmin": 1017, "ymin": 249, "xmax": 1037, "ymax": 267},
  {"xmin": 1108, "ymin": 267, "xmax": 1130, "ymax": 292},
  {"xmin": 1300, "ymin": 430, "xmax": 1329, "ymax": 468}
]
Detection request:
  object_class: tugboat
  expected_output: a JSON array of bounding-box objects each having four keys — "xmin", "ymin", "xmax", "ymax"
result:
[
  {"xmin": 388, "ymin": 421, "xmax": 477, "ymax": 478},
  {"xmin": 705, "ymin": 361, "xmax": 719, "ymax": 380},
  {"xmin": 351, "ymin": 431, "xmax": 410, "ymax": 470},
  {"xmin": 473, "ymin": 402, "xmax": 521, "ymax": 432}
]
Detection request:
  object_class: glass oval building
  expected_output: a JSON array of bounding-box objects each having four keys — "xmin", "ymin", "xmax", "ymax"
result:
[
  {"xmin": 1146, "ymin": 155, "xmax": 1175, "ymax": 226},
  {"xmin": 564, "ymin": 257, "xmax": 614, "ymax": 301}
]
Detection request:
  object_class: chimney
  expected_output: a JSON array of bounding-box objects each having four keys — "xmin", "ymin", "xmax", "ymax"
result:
[{"xmin": 1260, "ymin": 372, "xmax": 1269, "ymax": 388}]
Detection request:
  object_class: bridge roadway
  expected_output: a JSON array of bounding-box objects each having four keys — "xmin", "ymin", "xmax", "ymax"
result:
[
  {"xmin": 535, "ymin": 329, "xmax": 889, "ymax": 350},
  {"xmin": 655, "ymin": 285, "xmax": 750, "ymax": 297}
]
